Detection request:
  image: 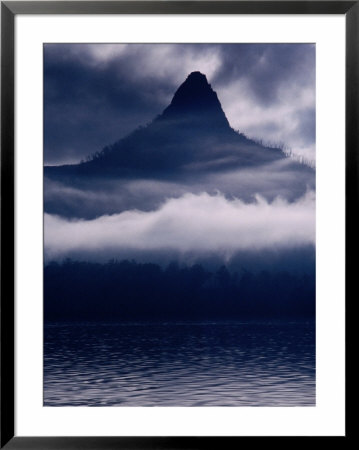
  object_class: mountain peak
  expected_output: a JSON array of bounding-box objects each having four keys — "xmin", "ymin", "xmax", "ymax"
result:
[
  {"xmin": 159, "ymin": 72, "xmax": 230, "ymax": 130},
  {"xmin": 186, "ymin": 71, "xmax": 209, "ymax": 83}
]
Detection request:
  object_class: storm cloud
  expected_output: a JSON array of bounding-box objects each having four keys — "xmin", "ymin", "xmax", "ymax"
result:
[{"xmin": 44, "ymin": 43, "xmax": 315, "ymax": 165}]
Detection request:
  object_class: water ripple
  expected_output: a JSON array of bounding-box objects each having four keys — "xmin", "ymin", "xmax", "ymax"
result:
[{"xmin": 44, "ymin": 321, "xmax": 315, "ymax": 406}]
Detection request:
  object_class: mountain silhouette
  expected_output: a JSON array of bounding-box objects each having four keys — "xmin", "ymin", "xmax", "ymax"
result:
[
  {"xmin": 44, "ymin": 71, "xmax": 315, "ymax": 219},
  {"xmin": 44, "ymin": 71, "xmax": 295, "ymax": 180},
  {"xmin": 159, "ymin": 71, "xmax": 230, "ymax": 130}
]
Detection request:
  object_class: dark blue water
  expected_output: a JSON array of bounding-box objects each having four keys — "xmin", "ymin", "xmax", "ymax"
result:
[{"xmin": 44, "ymin": 321, "xmax": 315, "ymax": 406}]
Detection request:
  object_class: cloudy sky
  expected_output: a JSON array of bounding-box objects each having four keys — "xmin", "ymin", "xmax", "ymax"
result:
[{"xmin": 44, "ymin": 43, "xmax": 315, "ymax": 165}]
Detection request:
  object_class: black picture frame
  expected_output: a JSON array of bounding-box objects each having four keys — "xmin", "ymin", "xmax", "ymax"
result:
[{"xmin": 1, "ymin": 1, "xmax": 356, "ymax": 447}]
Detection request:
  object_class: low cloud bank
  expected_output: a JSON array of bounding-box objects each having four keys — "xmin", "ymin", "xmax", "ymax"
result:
[{"xmin": 45, "ymin": 191, "xmax": 315, "ymax": 260}]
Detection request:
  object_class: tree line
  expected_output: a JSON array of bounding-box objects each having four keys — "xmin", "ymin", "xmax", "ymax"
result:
[{"xmin": 44, "ymin": 259, "xmax": 315, "ymax": 321}]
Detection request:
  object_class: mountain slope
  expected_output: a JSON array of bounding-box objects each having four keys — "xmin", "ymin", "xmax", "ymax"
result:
[
  {"xmin": 44, "ymin": 71, "xmax": 315, "ymax": 219},
  {"xmin": 45, "ymin": 71, "xmax": 289, "ymax": 180}
]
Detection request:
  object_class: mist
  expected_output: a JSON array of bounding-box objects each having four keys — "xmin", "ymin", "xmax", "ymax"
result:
[
  {"xmin": 45, "ymin": 191, "xmax": 315, "ymax": 262},
  {"xmin": 44, "ymin": 157, "xmax": 315, "ymax": 219}
]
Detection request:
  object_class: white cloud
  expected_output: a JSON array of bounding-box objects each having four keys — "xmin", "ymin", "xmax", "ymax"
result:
[{"xmin": 45, "ymin": 191, "xmax": 315, "ymax": 260}]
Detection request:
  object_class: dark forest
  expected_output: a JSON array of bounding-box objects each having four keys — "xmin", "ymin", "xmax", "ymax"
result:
[{"xmin": 44, "ymin": 259, "xmax": 315, "ymax": 321}]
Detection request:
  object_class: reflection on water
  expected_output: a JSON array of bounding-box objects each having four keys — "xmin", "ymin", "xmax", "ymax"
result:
[{"xmin": 44, "ymin": 321, "xmax": 315, "ymax": 406}]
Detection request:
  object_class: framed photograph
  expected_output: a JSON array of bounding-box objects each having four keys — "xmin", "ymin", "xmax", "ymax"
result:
[{"xmin": 1, "ymin": 1, "xmax": 355, "ymax": 447}]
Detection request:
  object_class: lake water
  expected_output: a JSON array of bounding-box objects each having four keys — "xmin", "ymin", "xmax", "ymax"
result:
[{"xmin": 44, "ymin": 321, "xmax": 315, "ymax": 406}]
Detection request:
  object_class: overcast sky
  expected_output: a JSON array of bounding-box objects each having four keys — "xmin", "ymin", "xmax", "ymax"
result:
[{"xmin": 44, "ymin": 43, "xmax": 315, "ymax": 165}]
